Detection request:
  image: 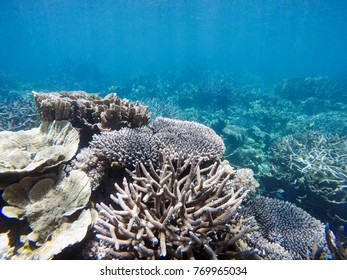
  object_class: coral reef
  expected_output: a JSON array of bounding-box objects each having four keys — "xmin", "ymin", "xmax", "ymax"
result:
[
  {"xmin": 270, "ymin": 131, "xmax": 347, "ymax": 227},
  {"xmin": 1, "ymin": 83, "xmax": 345, "ymax": 260},
  {"xmin": 90, "ymin": 154, "xmax": 258, "ymax": 259},
  {"xmin": 150, "ymin": 117, "xmax": 225, "ymax": 160},
  {"xmin": 90, "ymin": 126, "xmax": 160, "ymax": 167},
  {"xmin": 0, "ymin": 120, "xmax": 79, "ymax": 176},
  {"xmin": 241, "ymin": 196, "xmax": 332, "ymax": 260},
  {"xmin": 0, "ymin": 93, "xmax": 40, "ymax": 132},
  {"xmin": 275, "ymin": 76, "xmax": 345, "ymax": 102},
  {"xmin": 325, "ymin": 224, "xmax": 347, "ymax": 260},
  {"xmin": 73, "ymin": 117, "xmax": 225, "ymax": 189},
  {"xmin": 33, "ymin": 91, "xmax": 151, "ymax": 132},
  {"xmin": 1, "ymin": 169, "xmax": 92, "ymax": 259},
  {"xmin": 0, "ymin": 232, "xmax": 14, "ymax": 260}
]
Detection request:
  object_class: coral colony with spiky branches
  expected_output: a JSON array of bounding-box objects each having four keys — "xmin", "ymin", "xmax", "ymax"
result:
[{"xmin": 0, "ymin": 80, "xmax": 346, "ymax": 260}]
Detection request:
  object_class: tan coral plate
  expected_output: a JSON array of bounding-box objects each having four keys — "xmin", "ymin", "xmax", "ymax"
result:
[{"xmin": 0, "ymin": 120, "xmax": 79, "ymax": 174}]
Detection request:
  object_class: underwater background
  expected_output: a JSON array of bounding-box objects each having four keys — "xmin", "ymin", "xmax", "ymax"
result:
[{"xmin": 0, "ymin": 0, "xmax": 347, "ymax": 259}]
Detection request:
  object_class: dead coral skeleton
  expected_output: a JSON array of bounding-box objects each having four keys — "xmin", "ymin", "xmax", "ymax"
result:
[{"xmin": 93, "ymin": 154, "xmax": 258, "ymax": 260}]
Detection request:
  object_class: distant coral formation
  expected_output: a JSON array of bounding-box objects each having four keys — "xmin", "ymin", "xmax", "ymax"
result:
[
  {"xmin": 0, "ymin": 93, "xmax": 40, "ymax": 132},
  {"xmin": 270, "ymin": 131, "xmax": 347, "ymax": 227}
]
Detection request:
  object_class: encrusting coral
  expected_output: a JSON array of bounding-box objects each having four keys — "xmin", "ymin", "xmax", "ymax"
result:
[
  {"xmin": 240, "ymin": 196, "xmax": 332, "ymax": 260},
  {"xmin": 1, "ymin": 169, "xmax": 92, "ymax": 259},
  {"xmin": 0, "ymin": 120, "xmax": 79, "ymax": 176},
  {"xmin": 89, "ymin": 154, "xmax": 258, "ymax": 260}
]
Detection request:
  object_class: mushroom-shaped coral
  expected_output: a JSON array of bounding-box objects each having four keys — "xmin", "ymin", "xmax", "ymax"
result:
[
  {"xmin": 91, "ymin": 155, "xmax": 258, "ymax": 260},
  {"xmin": 0, "ymin": 120, "xmax": 79, "ymax": 175},
  {"xmin": 1, "ymin": 170, "xmax": 92, "ymax": 259},
  {"xmin": 240, "ymin": 196, "xmax": 332, "ymax": 260}
]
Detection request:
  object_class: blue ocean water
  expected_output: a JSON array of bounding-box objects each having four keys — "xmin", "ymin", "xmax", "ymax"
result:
[
  {"xmin": 1, "ymin": 0, "xmax": 347, "ymax": 89},
  {"xmin": 0, "ymin": 0, "xmax": 347, "ymax": 260}
]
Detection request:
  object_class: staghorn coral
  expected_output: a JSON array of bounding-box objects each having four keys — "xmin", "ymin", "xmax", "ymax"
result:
[
  {"xmin": 33, "ymin": 91, "xmax": 151, "ymax": 132},
  {"xmin": 240, "ymin": 196, "xmax": 332, "ymax": 260},
  {"xmin": 1, "ymin": 169, "xmax": 92, "ymax": 259},
  {"xmin": 91, "ymin": 155, "xmax": 258, "ymax": 260},
  {"xmin": 0, "ymin": 120, "xmax": 79, "ymax": 176}
]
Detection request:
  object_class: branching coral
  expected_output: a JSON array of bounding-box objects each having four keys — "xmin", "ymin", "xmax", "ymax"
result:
[
  {"xmin": 240, "ymin": 196, "xmax": 332, "ymax": 260},
  {"xmin": 90, "ymin": 126, "xmax": 160, "ymax": 167},
  {"xmin": 270, "ymin": 131, "xmax": 347, "ymax": 227},
  {"xmin": 72, "ymin": 117, "xmax": 225, "ymax": 190},
  {"xmin": 91, "ymin": 155, "xmax": 258, "ymax": 260},
  {"xmin": 0, "ymin": 94, "xmax": 40, "ymax": 132}
]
